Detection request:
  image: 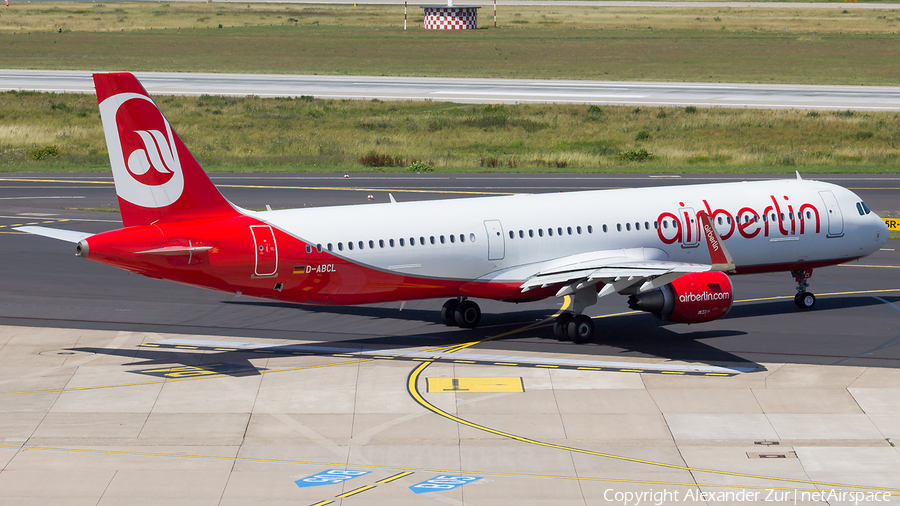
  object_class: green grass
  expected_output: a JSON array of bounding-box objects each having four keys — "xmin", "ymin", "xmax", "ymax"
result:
[
  {"xmin": 1, "ymin": 3, "xmax": 900, "ymax": 84},
  {"xmin": 4, "ymin": 91, "xmax": 899, "ymax": 173}
]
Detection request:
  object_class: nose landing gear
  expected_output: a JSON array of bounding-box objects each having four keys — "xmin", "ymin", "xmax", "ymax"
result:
[{"xmin": 792, "ymin": 269, "xmax": 816, "ymax": 309}]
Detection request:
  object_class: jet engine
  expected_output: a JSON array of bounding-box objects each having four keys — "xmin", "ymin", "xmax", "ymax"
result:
[{"xmin": 627, "ymin": 271, "xmax": 733, "ymax": 324}]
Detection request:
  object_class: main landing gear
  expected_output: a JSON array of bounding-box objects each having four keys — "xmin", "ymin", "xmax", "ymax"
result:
[
  {"xmin": 552, "ymin": 288, "xmax": 598, "ymax": 344},
  {"xmin": 554, "ymin": 313, "xmax": 595, "ymax": 344},
  {"xmin": 441, "ymin": 297, "xmax": 482, "ymax": 328},
  {"xmin": 792, "ymin": 268, "xmax": 816, "ymax": 310}
]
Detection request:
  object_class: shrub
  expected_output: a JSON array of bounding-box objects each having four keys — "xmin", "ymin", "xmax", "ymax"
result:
[
  {"xmin": 480, "ymin": 156, "xmax": 499, "ymax": 168},
  {"xmin": 587, "ymin": 105, "xmax": 603, "ymax": 115},
  {"xmin": 406, "ymin": 161, "xmax": 433, "ymax": 172},
  {"xmin": 656, "ymin": 110, "xmax": 668, "ymax": 119},
  {"xmin": 685, "ymin": 106, "xmax": 698, "ymax": 114},
  {"xmin": 635, "ymin": 130, "xmax": 650, "ymax": 141},
  {"xmin": 618, "ymin": 149, "xmax": 654, "ymax": 162},
  {"xmin": 856, "ymin": 130, "xmax": 874, "ymax": 140},
  {"xmin": 806, "ymin": 111, "xmax": 819, "ymax": 117},
  {"xmin": 358, "ymin": 153, "xmax": 403, "ymax": 167},
  {"xmin": 29, "ymin": 145, "xmax": 61, "ymax": 160},
  {"xmin": 835, "ymin": 110, "xmax": 855, "ymax": 117}
]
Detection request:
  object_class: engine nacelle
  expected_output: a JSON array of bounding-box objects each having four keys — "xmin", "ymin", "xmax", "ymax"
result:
[{"xmin": 627, "ymin": 271, "xmax": 733, "ymax": 324}]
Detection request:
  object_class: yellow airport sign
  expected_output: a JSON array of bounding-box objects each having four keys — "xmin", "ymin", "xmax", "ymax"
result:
[
  {"xmin": 427, "ymin": 377, "xmax": 524, "ymax": 393},
  {"xmin": 884, "ymin": 218, "xmax": 900, "ymax": 232}
]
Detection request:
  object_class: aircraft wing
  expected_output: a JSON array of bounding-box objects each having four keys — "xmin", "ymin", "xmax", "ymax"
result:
[
  {"xmin": 521, "ymin": 259, "xmax": 711, "ymax": 297},
  {"xmin": 13, "ymin": 226, "xmax": 92, "ymax": 243},
  {"xmin": 520, "ymin": 212, "xmax": 734, "ymax": 298}
]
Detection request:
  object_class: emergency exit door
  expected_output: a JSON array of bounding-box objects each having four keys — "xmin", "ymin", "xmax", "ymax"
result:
[
  {"xmin": 250, "ymin": 225, "xmax": 278, "ymax": 277},
  {"xmin": 484, "ymin": 220, "xmax": 505, "ymax": 261}
]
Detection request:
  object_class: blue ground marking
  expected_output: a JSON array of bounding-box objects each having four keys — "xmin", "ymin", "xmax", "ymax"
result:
[
  {"xmin": 294, "ymin": 469, "xmax": 371, "ymax": 489},
  {"xmin": 409, "ymin": 475, "xmax": 481, "ymax": 494}
]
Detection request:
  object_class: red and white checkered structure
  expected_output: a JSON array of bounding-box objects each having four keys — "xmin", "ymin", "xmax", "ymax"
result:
[{"xmin": 421, "ymin": 6, "xmax": 480, "ymax": 30}]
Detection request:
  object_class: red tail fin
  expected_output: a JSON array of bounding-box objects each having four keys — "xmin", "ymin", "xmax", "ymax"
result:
[{"xmin": 94, "ymin": 73, "xmax": 238, "ymax": 227}]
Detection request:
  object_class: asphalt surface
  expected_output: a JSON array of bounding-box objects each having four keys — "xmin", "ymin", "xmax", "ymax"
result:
[
  {"xmin": 2, "ymin": 172, "xmax": 899, "ymax": 370},
  {"xmin": 4, "ymin": 70, "xmax": 900, "ymax": 110}
]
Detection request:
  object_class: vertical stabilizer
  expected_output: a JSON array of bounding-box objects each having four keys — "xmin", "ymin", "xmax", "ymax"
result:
[{"xmin": 94, "ymin": 73, "xmax": 238, "ymax": 227}]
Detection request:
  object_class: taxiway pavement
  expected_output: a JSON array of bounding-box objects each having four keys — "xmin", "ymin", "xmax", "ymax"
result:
[{"xmin": 1, "ymin": 173, "xmax": 899, "ymax": 504}]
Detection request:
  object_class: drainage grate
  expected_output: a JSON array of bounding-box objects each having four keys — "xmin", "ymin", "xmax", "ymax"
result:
[
  {"xmin": 747, "ymin": 452, "xmax": 796, "ymax": 459},
  {"xmin": 754, "ymin": 440, "xmax": 780, "ymax": 446}
]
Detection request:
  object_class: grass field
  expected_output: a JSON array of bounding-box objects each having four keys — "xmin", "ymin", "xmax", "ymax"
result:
[
  {"xmin": 0, "ymin": 3, "xmax": 899, "ymax": 84},
  {"xmin": 4, "ymin": 90, "xmax": 898, "ymax": 173}
]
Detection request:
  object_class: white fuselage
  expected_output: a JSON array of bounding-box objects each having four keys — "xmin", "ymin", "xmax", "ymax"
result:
[{"xmin": 255, "ymin": 179, "xmax": 888, "ymax": 284}]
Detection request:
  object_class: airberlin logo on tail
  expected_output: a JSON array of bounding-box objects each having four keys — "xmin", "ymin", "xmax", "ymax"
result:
[
  {"xmin": 99, "ymin": 93, "xmax": 185, "ymax": 209},
  {"xmin": 127, "ymin": 130, "xmax": 177, "ymax": 183}
]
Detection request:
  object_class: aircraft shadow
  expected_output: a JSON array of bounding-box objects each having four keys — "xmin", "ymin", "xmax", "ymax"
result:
[{"xmin": 64, "ymin": 293, "xmax": 897, "ymax": 375}]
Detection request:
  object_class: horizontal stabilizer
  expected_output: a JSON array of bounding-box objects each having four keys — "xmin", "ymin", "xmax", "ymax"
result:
[
  {"xmin": 137, "ymin": 245, "xmax": 213, "ymax": 256},
  {"xmin": 13, "ymin": 226, "xmax": 92, "ymax": 243}
]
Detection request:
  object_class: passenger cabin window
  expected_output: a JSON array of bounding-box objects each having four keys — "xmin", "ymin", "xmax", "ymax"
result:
[
  {"xmin": 306, "ymin": 245, "xmax": 312, "ymax": 254},
  {"xmin": 588, "ymin": 225, "xmax": 593, "ymax": 233},
  {"xmin": 338, "ymin": 243, "xmax": 344, "ymax": 251},
  {"xmin": 519, "ymin": 230, "xmax": 524, "ymax": 238},
  {"xmin": 440, "ymin": 235, "xmax": 446, "ymax": 244},
  {"xmin": 421, "ymin": 236, "xmax": 426, "ymax": 245},
  {"xmin": 617, "ymin": 224, "xmax": 622, "ymax": 232},
  {"xmin": 347, "ymin": 242, "xmax": 353, "ymax": 251},
  {"xmin": 602, "ymin": 225, "xmax": 607, "ymax": 233},
  {"xmin": 430, "ymin": 236, "xmax": 436, "ymax": 244},
  {"xmin": 399, "ymin": 238, "xmax": 405, "ymax": 246},
  {"xmin": 538, "ymin": 229, "xmax": 544, "ymax": 237},
  {"xmin": 626, "ymin": 223, "xmax": 632, "ymax": 231},
  {"xmin": 369, "ymin": 240, "xmax": 374, "ymax": 249},
  {"xmin": 557, "ymin": 227, "xmax": 563, "ymax": 236},
  {"xmin": 548, "ymin": 228, "xmax": 553, "ymax": 237},
  {"xmin": 470, "ymin": 233, "xmax": 476, "ymax": 242},
  {"xmin": 567, "ymin": 227, "xmax": 573, "ymax": 235},
  {"xmin": 390, "ymin": 239, "xmax": 395, "ymax": 247},
  {"xmin": 577, "ymin": 226, "xmax": 582, "ymax": 234},
  {"xmin": 317, "ymin": 244, "xmax": 323, "ymax": 252},
  {"xmin": 529, "ymin": 229, "xmax": 534, "ymax": 237},
  {"xmin": 379, "ymin": 239, "xmax": 385, "ymax": 248},
  {"xmin": 653, "ymin": 221, "xmax": 659, "ymax": 230}
]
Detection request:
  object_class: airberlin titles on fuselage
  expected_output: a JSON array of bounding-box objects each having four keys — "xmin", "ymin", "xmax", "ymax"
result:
[{"xmin": 657, "ymin": 196, "xmax": 820, "ymax": 245}]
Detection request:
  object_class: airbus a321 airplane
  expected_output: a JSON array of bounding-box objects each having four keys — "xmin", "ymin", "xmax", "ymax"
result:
[{"xmin": 17, "ymin": 73, "xmax": 890, "ymax": 343}]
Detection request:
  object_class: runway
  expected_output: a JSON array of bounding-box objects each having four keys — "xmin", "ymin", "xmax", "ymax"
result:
[
  {"xmin": 4, "ymin": 69, "xmax": 900, "ymax": 110},
  {"xmin": 2, "ymin": 173, "xmax": 900, "ymax": 504}
]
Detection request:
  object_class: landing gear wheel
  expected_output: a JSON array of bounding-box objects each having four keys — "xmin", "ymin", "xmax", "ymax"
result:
[
  {"xmin": 454, "ymin": 300, "xmax": 482, "ymax": 328},
  {"xmin": 566, "ymin": 315, "xmax": 595, "ymax": 344},
  {"xmin": 554, "ymin": 313, "xmax": 573, "ymax": 341},
  {"xmin": 441, "ymin": 299, "xmax": 459, "ymax": 326},
  {"xmin": 794, "ymin": 291, "xmax": 816, "ymax": 309}
]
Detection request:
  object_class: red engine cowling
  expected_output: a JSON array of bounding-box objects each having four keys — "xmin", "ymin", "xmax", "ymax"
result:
[{"xmin": 627, "ymin": 271, "xmax": 733, "ymax": 324}]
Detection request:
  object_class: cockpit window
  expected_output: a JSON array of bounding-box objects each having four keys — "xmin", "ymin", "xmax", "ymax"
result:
[
  {"xmin": 862, "ymin": 202, "xmax": 872, "ymax": 214},
  {"xmin": 857, "ymin": 203, "xmax": 865, "ymax": 216}
]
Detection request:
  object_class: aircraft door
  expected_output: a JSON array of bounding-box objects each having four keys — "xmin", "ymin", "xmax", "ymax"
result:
[
  {"xmin": 679, "ymin": 207, "xmax": 700, "ymax": 248},
  {"xmin": 484, "ymin": 220, "xmax": 505, "ymax": 260},
  {"xmin": 250, "ymin": 225, "xmax": 278, "ymax": 277},
  {"xmin": 818, "ymin": 191, "xmax": 844, "ymax": 237}
]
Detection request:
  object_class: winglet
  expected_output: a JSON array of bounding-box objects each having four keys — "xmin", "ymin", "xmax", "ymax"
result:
[
  {"xmin": 796, "ymin": 170, "xmax": 802, "ymax": 180},
  {"xmin": 697, "ymin": 212, "xmax": 735, "ymax": 272}
]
